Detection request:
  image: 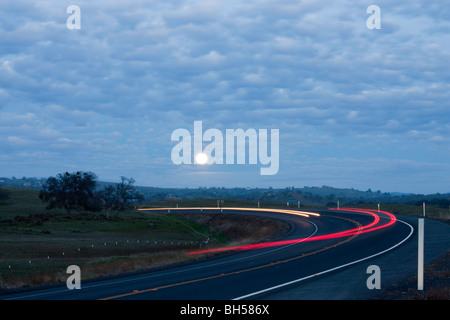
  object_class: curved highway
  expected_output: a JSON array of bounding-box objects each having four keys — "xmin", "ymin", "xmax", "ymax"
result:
[{"xmin": 1, "ymin": 207, "xmax": 414, "ymax": 300}]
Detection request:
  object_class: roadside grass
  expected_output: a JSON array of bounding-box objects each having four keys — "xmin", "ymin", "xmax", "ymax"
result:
[
  {"xmin": 348, "ymin": 203, "xmax": 449, "ymax": 220},
  {"xmin": 143, "ymin": 198, "xmax": 450, "ymax": 220},
  {"xmin": 138, "ymin": 198, "xmax": 279, "ymax": 209},
  {"xmin": 1, "ymin": 186, "xmax": 447, "ymax": 293},
  {"xmin": 0, "ymin": 188, "xmax": 288, "ymax": 289}
]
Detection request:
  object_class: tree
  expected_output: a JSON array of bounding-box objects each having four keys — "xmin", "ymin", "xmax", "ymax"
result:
[
  {"xmin": 97, "ymin": 177, "xmax": 144, "ymax": 218},
  {"xmin": 98, "ymin": 185, "xmax": 116, "ymax": 219},
  {"xmin": 39, "ymin": 171, "xmax": 100, "ymax": 214},
  {"xmin": 114, "ymin": 177, "xmax": 143, "ymax": 216}
]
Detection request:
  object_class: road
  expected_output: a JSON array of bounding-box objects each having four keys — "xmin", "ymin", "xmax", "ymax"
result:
[{"xmin": 1, "ymin": 207, "xmax": 445, "ymax": 301}]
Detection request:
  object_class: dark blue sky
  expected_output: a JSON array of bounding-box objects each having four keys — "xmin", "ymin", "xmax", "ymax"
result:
[{"xmin": 1, "ymin": 1, "xmax": 449, "ymax": 194}]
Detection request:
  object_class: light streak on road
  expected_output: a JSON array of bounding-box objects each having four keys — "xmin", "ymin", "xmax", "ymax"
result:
[
  {"xmin": 138, "ymin": 207, "xmax": 321, "ymax": 218},
  {"xmin": 185, "ymin": 208, "xmax": 397, "ymax": 255}
]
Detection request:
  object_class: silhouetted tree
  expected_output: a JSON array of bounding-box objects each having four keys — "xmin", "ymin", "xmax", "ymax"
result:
[
  {"xmin": 98, "ymin": 185, "xmax": 116, "ymax": 219},
  {"xmin": 114, "ymin": 177, "xmax": 143, "ymax": 216},
  {"xmin": 39, "ymin": 171, "xmax": 100, "ymax": 214},
  {"xmin": 97, "ymin": 177, "xmax": 144, "ymax": 218}
]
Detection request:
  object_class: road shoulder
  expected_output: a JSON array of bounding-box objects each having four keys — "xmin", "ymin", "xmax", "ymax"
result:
[{"xmin": 261, "ymin": 215, "xmax": 450, "ymax": 300}]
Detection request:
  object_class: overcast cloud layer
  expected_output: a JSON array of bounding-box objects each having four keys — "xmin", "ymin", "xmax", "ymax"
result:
[{"xmin": 1, "ymin": 0, "xmax": 449, "ymax": 194}]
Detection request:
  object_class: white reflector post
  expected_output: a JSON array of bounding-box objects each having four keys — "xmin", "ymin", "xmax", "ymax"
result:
[{"xmin": 418, "ymin": 218, "xmax": 424, "ymax": 291}]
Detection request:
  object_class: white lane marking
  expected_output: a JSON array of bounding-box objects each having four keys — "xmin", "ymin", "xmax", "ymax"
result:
[{"xmin": 233, "ymin": 218, "xmax": 414, "ymax": 300}]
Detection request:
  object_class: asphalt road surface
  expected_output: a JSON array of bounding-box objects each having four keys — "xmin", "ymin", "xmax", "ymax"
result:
[{"xmin": 1, "ymin": 208, "xmax": 449, "ymax": 301}]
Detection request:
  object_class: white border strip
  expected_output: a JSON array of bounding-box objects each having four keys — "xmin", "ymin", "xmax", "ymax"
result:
[
  {"xmin": 417, "ymin": 218, "xmax": 424, "ymax": 290},
  {"xmin": 233, "ymin": 218, "xmax": 414, "ymax": 300}
]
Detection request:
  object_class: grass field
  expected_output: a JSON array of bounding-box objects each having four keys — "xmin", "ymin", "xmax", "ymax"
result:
[
  {"xmin": 0, "ymin": 187, "xmax": 289, "ymax": 289},
  {"xmin": 0, "ymin": 186, "xmax": 448, "ymax": 294}
]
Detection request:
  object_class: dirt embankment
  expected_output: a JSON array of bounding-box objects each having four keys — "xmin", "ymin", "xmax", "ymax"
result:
[{"xmin": 182, "ymin": 212, "xmax": 291, "ymax": 245}]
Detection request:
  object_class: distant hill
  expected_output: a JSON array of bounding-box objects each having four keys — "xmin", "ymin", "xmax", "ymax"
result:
[
  {"xmin": 0, "ymin": 177, "xmax": 46, "ymax": 189},
  {"xmin": 1, "ymin": 176, "xmax": 449, "ymax": 209}
]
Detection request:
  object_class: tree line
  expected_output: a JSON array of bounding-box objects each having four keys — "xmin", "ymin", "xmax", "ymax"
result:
[
  {"xmin": 4, "ymin": 174, "xmax": 448, "ymax": 209},
  {"xmin": 39, "ymin": 171, "xmax": 143, "ymax": 218}
]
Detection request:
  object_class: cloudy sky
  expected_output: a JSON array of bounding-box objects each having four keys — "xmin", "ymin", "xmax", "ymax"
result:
[{"xmin": 1, "ymin": 0, "xmax": 449, "ymax": 194}]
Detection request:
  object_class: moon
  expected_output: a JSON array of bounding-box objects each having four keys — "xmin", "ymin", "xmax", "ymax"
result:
[{"xmin": 195, "ymin": 152, "xmax": 208, "ymax": 165}]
